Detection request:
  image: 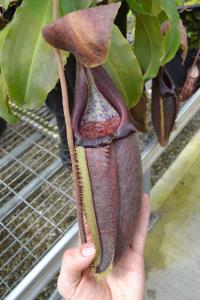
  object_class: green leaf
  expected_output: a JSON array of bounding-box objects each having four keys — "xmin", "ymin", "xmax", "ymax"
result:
[
  {"xmin": 1, "ymin": 0, "xmax": 67, "ymax": 109},
  {"xmin": 140, "ymin": 0, "xmax": 161, "ymax": 15},
  {"xmin": 0, "ymin": 25, "xmax": 9, "ymax": 64},
  {"xmin": 103, "ymin": 25, "xmax": 143, "ymax": 108},
  {"xmin": 160, "ymin": 0, "xmax": 180, "ymax": 65},
  {"xmin": 134, "ymin": 14, "xmax": 163, "ymax": 80},
  {"xmin": 127, "ymin": 1, "xmax": 163, "ymax": 80},
  {"xmin": 0, "ymin": 24, "xmax": 18, "ymax": 123},
  {"xmin": 127, "ymin": 0, "xmax": 181, "ymax": 76},
  {"xmin": 150, "ymin": 1, "xmax": 162, "ymax": 15},
  {"xmin": 0, "ymin": 74, "xmax": 19, "ymax": 123},
  {"xmin": 127, "ymin": 0, "xmax": 161, "ymax": 16},
  {"xmin": 0, "ymin": 0, "xmax": 7, "ymax": 8},
  {"xmin": 59, "ymin": 0, "xmax": 92, "ymax": 15},
  {"xmin": 126, "ymin": 0, "xmax": 150, "ymax": 15}
]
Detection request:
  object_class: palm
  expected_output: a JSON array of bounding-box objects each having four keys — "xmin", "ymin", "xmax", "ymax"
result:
[{"xmin": 107, "ymin": 250, "xmax": 144, "ymax": 300}]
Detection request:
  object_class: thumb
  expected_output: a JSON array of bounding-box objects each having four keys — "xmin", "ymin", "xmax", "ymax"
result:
[{"xmin": 57, "ymin": 243, "xmax": 96, "ymax": 297}]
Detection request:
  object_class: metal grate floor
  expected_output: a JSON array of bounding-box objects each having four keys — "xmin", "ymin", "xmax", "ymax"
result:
[{"xmin": 0, "ymin": 112, "xmax": 76, "ymax": 299}]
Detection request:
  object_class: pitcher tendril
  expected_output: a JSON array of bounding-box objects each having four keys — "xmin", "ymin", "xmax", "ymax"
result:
[{"xmin": 52, "ymin": 0, "xmax": 86, "ymax": 241}]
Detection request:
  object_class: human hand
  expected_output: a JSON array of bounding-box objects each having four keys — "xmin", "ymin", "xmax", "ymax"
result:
[{"xmin": 57, "ymin": 194, "xmax": 150, "ymax": 300}]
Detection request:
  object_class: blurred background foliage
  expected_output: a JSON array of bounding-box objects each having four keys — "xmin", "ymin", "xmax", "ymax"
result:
[{"xmin": 177, "ymin": 0, "xmax": 200, "ymax": 5}]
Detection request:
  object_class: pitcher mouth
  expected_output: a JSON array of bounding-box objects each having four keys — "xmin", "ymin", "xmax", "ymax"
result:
[{"xmin": 72, "ymin": 63, "xmax": 136, "ymax": 148}]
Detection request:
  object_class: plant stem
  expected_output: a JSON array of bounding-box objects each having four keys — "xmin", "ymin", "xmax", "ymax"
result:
[
  {"xmin": 53, "ymin": 0, "xmax": 86, "ymax": 242},
  {"xmin": 53, "ymin": 49, "xmax": 75, "ymax": 163}
]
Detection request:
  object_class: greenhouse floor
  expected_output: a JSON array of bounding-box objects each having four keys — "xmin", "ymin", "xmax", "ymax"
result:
[{"xmin": 145, "ymin": 129, "xmax": 200, "ymax": 300}]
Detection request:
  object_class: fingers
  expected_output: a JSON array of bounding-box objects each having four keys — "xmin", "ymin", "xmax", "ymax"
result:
[
  {"xmin": 57, "ymin": 243, "xmax": 96, "ymax": 298},
  {"xmin": 131, "ymin": 193, "xmax": 150, "ymax": 255}
]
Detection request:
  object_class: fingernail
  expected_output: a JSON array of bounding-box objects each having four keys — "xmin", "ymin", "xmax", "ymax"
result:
[{"xmin": 81, "ymin": 244, "xmax": 96, "ymax": 257}]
